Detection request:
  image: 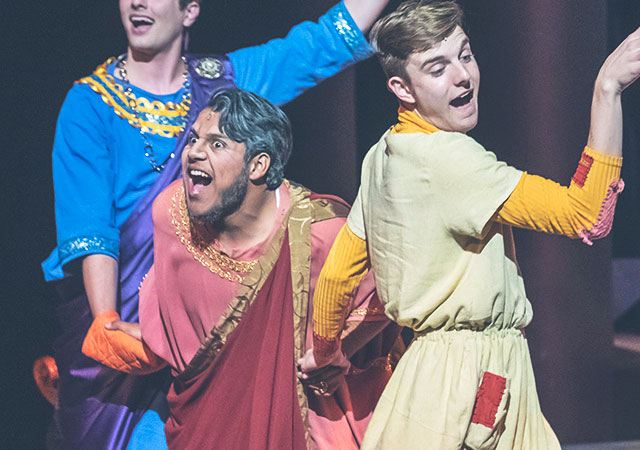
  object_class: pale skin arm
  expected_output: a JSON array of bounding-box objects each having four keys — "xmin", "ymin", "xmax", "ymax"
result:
[
  {"xmin": 82, "ymin": 254, "xmax": 118, "ymax": 318},
  {"xmin": 587, "ymin": 27, "xmax": 640, "ymax": 155},
  {"xmin": 82, "ymin": 254, "xmax": 141, "ymax": 340},
  {"xmin": 343, "ymin": 0, "xmax": 389, "ymax": 33}
]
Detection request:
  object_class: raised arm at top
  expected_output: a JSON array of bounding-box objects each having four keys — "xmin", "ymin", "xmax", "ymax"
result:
[
  {"xmin": 588, "ymin": 26, "xmax": 640, "ymax": 156},
  {"xmin": 343, "ymin": 0, "xmax": 390, "ymax": 34}
]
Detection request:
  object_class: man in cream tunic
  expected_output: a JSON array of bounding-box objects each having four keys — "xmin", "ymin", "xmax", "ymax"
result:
[
  {"xmin": 349, "ymin": 123, "xmax": 538, "ymax": 449},
  {"xmin": 303, "ymin": 1, "xmax": 640, "ymax": 448}
]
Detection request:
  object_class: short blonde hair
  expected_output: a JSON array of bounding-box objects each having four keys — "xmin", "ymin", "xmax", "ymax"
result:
[{"xmin": 370, "ymin": 0, "xmax": 464, "ymax": 81}]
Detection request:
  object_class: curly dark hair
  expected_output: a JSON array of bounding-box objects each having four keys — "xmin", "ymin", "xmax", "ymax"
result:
[{"xmin": 208, "ymin": 89, "xmax": 293, "ymax": 190}]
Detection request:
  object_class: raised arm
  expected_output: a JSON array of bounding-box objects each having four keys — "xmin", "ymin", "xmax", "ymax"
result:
[
  {"xmin": 588, "ymin": 26, "xmax": 640, "ymax": 155},
  {"xmin": 230, "ymin": 1, "xmax": 389, "ymax": 106},
  {"xmin": 344, "ymin": 0, "xmax": 390, "ymax": 34},
  {"xmin": 495, "ymin": 28, "xmax": 640, "ymax": 242}
]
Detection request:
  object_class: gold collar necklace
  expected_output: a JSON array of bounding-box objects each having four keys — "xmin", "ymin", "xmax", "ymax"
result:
[{"xmin": 170, "ymin": 187, "xmax": 258, "ymax": 282}]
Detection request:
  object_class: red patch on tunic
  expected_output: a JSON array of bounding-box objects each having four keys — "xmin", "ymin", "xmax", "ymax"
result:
[
  {"xmin": 471, "ymin": 372, "xmax": 507, "ymax": 429},
  {"xmin": 572, "ymin": 152, "xmax": 594, "ymax": 188}
]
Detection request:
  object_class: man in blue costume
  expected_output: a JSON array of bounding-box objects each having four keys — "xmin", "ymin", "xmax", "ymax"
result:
[{"xmin": 42, "ymin": 0, "xmax": 389, "ymax": 447}]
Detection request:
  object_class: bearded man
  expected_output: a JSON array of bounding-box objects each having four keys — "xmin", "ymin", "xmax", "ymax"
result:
[
  {"xmin": 42, "ymin": 0, "xmax": 391, "ymax": 447},
  {"xmin": 84, "ymin": 88, "xmax": 396, "ymax": 449}
]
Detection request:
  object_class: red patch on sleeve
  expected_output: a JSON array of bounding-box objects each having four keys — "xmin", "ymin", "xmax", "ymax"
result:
[
  {"xmin": 572, "ymin": 152, "xmax": 594, "ymax": 188},
  {"xmin": 471, "ymin": 372, "xmax": 507, "ymax": 429},
  {"xmin": 312, "ymin": 333, "xmax": 340, "ymax": 362}
]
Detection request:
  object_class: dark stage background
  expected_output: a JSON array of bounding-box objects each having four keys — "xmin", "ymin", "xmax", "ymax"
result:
[{"xmin": 2, "ymin": 0, "xmax": 639, "ymax": 448}]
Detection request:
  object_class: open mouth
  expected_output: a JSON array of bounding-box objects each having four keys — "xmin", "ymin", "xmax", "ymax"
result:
[
  {"xmin": 130, "ymin": 15, "xmax": 155, "ymax": 28},
  {"xmin": 189, "ymin": 169, "xmax": 212, "ymax": 187},
  {"xmin": 450, "ymin": 90, "xmax": 473, "ymax": 108}
]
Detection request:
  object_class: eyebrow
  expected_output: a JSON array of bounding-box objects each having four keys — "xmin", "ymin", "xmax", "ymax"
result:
[
  {"xmin": 204, "ymin": 133, "xmax": 229, "ymax": 145},
  {"xmin": 420, "ymin": 55, "xmax": 446, "ymax": 70},
  {"xmin": 419, "ymin": 37, "xmax": 471, "ymax": 70}
]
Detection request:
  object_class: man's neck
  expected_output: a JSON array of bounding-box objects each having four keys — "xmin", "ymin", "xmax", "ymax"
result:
[
  {"xmin": 213, "ymin": 188, "xmax": 280, "ymax": 254},
  {"xmin": 123, "ymin": 40, "xmax": 187, "ymax": 95}
]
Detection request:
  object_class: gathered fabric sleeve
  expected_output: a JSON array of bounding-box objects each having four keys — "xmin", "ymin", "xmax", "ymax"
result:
[
  {"xmin": 496, "ymin": 147, "xmax": 623, "ymax": 245},
  {"xmin": 313, "ymin": 222, "xmax": 371, "ymax": 359},
  {"xmin": 42, "ymin": 85, "xmax": 118, "ymax": 281},
  {"xmin": 228, "ymin": 1, "xmax": 372, "ymax": 106}
]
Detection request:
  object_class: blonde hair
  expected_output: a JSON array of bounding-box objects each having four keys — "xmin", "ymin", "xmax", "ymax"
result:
[{"xmin": 370, "ymin": 0, "xmax": 464, "ymax": 80}]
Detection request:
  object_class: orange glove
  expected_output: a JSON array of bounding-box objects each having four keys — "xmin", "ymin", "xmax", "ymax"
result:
[
  {"xmin": 82, "ymin": 310, "xmax": 166, "ymax": 375},
  {"xmin": 33, "ymin": 356, "xmax": 59, "ymax": 406}
]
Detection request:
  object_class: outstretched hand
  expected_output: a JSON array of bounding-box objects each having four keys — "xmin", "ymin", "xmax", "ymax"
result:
[
  {"xmin": 597, "ymin": 26, "xmax": 640, "ymax": 95},
  {"xmin": 105, "ymin": 320, "xmax": 141, "ymax": 341},
  {"xmin": 588, "ymin": 26, "xmax": 640, "ymax": 155}
]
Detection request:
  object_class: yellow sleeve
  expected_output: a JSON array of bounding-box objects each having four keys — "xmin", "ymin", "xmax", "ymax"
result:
[
  {"xmin": 496, "ymin": 147, "xmax": 623, "ymax": 244},
  {"xmin": 313, "ymin": 222, "xmax": 370, "ymax": 357}
]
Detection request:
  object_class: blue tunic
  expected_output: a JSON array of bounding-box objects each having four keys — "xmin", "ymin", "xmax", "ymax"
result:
[{"xmin": 42, "ymin": 1, "xmax": 371, "ymax": 281}]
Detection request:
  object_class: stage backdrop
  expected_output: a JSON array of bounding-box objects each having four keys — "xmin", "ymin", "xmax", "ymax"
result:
[{"xmin": 2, "ymin": 0, "xmax": 639, "ymax": 448}]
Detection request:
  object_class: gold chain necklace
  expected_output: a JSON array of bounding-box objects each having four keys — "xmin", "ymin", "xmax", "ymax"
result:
[
  {"xmin": 117, "ymin": 55, "xmax": 191, "ymax": 172},
  {"xmin": 170, "ymin": 187, "xmax": 257, "ymax": 282}
]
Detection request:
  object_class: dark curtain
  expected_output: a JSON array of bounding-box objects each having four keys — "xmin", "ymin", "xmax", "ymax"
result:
[{"xmin": 4, "ymin": 0, "xmax": 639, "ymax": 447}]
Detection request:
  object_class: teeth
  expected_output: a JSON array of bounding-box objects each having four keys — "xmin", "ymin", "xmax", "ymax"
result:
[
  {"xmin": 450, "ymin": 90, "xmax": 473, "ymax": 107},
  {"xmin": 131, "ymin": 16, "xmax": 154, "ymax": 25},
  {"xmin": 190, "ymin": 169, "xmax": 211, "ymax": 179}
]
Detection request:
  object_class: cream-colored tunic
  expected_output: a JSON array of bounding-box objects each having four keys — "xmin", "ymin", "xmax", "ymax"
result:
[{"xmin": 349, "ymin": 130, "xmax": 561, "ymax": 449}]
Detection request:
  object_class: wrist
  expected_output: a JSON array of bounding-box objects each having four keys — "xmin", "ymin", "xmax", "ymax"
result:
[
  {"xmin": 594, "ymin": 77, "xmax": 621, "ymax": 100},
  {"xmin": 94, "ymin": 310, "xmax": 119, "ymax": 323},
  {"xmin": 312, "ymin": 333, "xmax": 341, "ymax": 366}
]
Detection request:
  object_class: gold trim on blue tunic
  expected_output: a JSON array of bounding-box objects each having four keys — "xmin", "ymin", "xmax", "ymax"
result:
[{"xmin": 76, "ymin": 58, "xmax": 191, "ymax": 138}]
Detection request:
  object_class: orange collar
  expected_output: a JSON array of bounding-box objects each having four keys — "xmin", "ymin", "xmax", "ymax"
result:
[{"xmin": 391, "ymin": 107, "xmax": 440, "ymax": 135}]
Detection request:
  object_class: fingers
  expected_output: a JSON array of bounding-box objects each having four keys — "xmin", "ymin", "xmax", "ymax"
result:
[
  {"xmin": 298, "ymin": 369, "xmax": 346, "ymax": 397},
  {"xmin": 105, "ymin": 320, "xmax": 142, "ymax": 341},
  {"xmin": 598, "ymin": 27, "xmax": 640, "ymax": 93},
  {"xmin": 297, "ymin": 348, "xmax": 352, "ymax": 396},
  {"xmin": 297, "ymin": 349, "xmax": 319, "ymax": 373},
  {"xmin": 626, "ymin": 26, "xmax": 640, "ymax": 40},
  {"xmin": 301, "ymin": 348, "xmax": 351, "ymax": 372},
  {"xmin": 297, "ymin": 364, "xmax": 349, "ymax": 397},
  {"xmin": 299, "ymin": 365, "xmax": 344, "ymax": 383}
]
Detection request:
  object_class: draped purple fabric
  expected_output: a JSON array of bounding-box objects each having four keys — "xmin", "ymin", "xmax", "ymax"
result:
[
  {"xmin": 119, "ymin": 54, "xmax": 236, "ymax": 323},
  {"xmin": 53, "ymin": 55, "xmax": 236, "ymax": 449}
]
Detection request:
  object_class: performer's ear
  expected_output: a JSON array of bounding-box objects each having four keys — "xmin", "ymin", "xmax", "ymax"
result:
[
  {"xmin": 248, "ymin": 153, "xmax": 271, "ymax": 181},
  {"xmin": 182, "ymin": 2, "xmax": 200, "ymax": 28},
  {"xmin": 388, "ymin": 76, "xmax": 416, "ymax": 105}
]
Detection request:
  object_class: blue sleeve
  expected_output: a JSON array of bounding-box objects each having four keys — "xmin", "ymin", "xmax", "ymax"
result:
[
  {"xmin": 228, "ymin": 1, "xmax": 373, "ymax": 106},
  {"xmin": 43, "ymin": 84, "xmax": 119, "ymax": 280},
  {"xmin": 126, "ymin": 410, "xmax": 167, "ymax": 450}
]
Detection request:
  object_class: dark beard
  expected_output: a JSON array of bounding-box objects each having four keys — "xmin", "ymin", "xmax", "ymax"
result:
[{"xmin": 189, "ymin": 167, "xmax": 249, "ymax": 228}]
